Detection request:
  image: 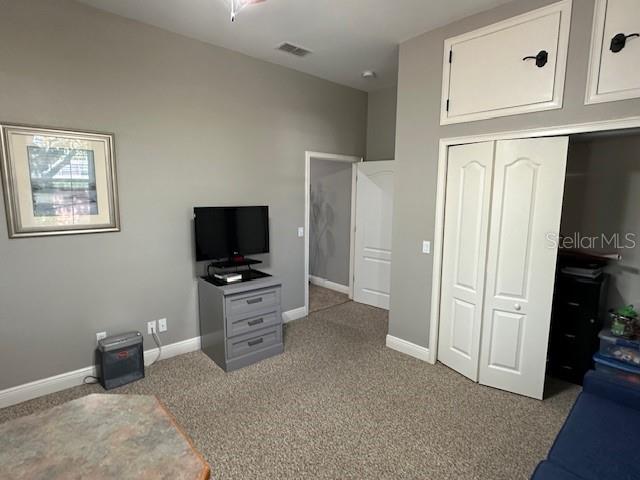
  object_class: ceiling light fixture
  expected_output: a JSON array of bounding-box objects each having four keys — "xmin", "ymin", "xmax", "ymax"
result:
[
  {"xmin": 361, "ymin": 70, "xmax": 377, "ymax": 79},
  {"xmin": 230, "ymin": 0, "xmax": 265, "ymax": 22}
]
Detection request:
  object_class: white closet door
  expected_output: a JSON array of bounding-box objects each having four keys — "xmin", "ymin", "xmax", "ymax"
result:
[
  {"xmin": 353, "ymin": 161, "xmax": 394, "ymax": 309},
  {"xmin": 479, "ymin": 137, "xmax": 568, "ymax": 399},
  {"xmin": 438, "ymin": 142, "xmax": 495, "ymax": 380}
]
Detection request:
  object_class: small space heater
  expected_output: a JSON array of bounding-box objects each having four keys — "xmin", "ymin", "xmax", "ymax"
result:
[{"xmin": 97, "ymin": 331, "xmax": 144, "ymax": 390}]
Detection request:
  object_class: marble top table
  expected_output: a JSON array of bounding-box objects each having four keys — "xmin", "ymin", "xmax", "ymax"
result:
[{"xmin": 0, "ymin": 394, "xmax": 210, "ymax": 480}]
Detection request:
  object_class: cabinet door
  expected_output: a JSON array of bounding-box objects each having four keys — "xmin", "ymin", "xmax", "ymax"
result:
[
  {"xmin": 586, "ymin": 0, "xmax": 640, "ymax": 104},
  {"xmin": 478, "ymin": 137, "xmax": 568, "ymax": 399},
  {"xmin": 437, "ymin": 142, "xmax": 494, "ymax": 381},
  {"xmin": 441, "ymin": 0, "xmax": 571, "ymax": 125}
]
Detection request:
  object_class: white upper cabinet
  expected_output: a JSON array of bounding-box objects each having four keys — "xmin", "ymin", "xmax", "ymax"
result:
[
  {"xmin": 586, "ymin": 0, "xmax": 640, "ymax": 104},
  {"xmin": 440, "ymin": 0, "xmax": 572, "ymax": 125}
]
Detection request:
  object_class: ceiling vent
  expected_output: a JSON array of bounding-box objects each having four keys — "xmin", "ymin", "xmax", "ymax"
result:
[{"xmin": 277, "ymin": 42, "xmax": 311, "ymax": 57}]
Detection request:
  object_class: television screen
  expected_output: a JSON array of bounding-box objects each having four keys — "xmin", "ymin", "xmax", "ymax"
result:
[{"xmin": 194, "ymin": 206, "xmax": 269, "ymax": 261}]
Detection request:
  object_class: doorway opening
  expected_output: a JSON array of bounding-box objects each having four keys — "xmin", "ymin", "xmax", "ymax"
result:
[
  {"xmin": 429, "ymin": 117, "xmax": 640, "ymax": 399},
  {"xmin": 548, "ymin": 127, "xmax": 640, "ymax": 387},
  {"xmin": 304, "ymin": 151, "xmax": 360, "ymax": 316}
]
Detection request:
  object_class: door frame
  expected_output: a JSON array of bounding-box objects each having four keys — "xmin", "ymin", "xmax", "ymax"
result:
[
  {"xmin": 429, "ymin": 115, "xmax": 640, "ymax": 364},
  {"xmin": 304, "ymin": 151, "xmax": 362, "ymax": 316}
]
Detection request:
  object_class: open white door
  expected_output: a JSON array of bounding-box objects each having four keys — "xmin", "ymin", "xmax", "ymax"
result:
[
  {"xmin": 353, "ymin": 161, "xmax": 395, "ymax": 309},
  {"xmin": 479, "ymin": 137, "xmax": 568, "ymax": 399},
  {"xmin": 437, "ymin": 142, "xmax": 495, "ymax": 381}
]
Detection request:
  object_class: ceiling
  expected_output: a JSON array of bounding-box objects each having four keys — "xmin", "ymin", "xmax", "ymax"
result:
[{"xmin": 76, "ymin": 0, "xmax": 512, "ymax": 92}]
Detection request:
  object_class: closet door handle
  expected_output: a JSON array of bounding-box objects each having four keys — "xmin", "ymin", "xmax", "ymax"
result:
[
  {"xmin": 514, "ymin": 303, "xmax": 522, "ymax": 311},
  {"xmin": 522, "ymin": 50, "xmax": 548, "ymax": 67},
  {"xmin": 610, "ymin": 33, "xmax": 640, "ymax": 53}
]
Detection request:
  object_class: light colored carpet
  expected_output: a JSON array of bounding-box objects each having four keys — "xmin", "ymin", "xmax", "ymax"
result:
[
  {"xmin": 0, "ymin": 301, "xmax": 580, "ymax": 479},
  {"xmin": 309, "ymin": 283, "xmax": 349, "ymax": 313}
]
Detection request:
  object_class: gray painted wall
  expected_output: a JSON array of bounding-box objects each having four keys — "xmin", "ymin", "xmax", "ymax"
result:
[
  {"xmin": 309, "ymin": 159, "xmax": 352, "ymax": 286},
  {"xmin": 562, "ymin": 133, "xmax": 640, "ymax": 311},
  {"xmin": 366, "ymin": 86, "xmax": 397, "ymax": 161},
  {"xmin": 390, "ymin": 0, "xmax": 640, "ymax": 348},
  {"xmin": 0, "ymin": 0, "xmax": 366, "ymax": 389}
]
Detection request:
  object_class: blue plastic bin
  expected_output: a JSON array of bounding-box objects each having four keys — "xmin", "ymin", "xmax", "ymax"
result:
[
  {"xmin": 594, "ymin": 352, "xmax": 640, "ymax": 384},
  {"xmin": 598, "ymin": 329, "xmax": 640, "ymax": 366}
]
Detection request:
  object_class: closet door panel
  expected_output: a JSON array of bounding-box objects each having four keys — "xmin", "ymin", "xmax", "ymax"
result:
[
  {"xmin": 438, "ymin": 142, "xmax": 495, "ymax": 381},
  {"xmin": 493, "ymin": 158, "xmax": 539, "ymax": 299},
  {"xmin": 586, "ymin": 0, "xmax": 640, "ymax": 103},
  {"xmin": 598, "ymin": 0, "xmax": 640, "ymax": 94},
  {"xmin": 479, "ymin": 137, "xmax": 568, "ymax": 399},
  {"xmin": 441, "ymin": 0, "xmax": 572, "ymax": 124}
]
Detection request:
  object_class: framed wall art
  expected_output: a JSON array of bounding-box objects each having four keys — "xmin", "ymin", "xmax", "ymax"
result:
[{"xmin": 0, "ymin": 123, "xmax": 120, "ymax": 238}]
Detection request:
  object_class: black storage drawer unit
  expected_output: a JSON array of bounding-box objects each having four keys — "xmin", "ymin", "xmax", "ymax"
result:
[{"xmin": 548, "ymin": 273, "xmax": 608, "ymax": 385}]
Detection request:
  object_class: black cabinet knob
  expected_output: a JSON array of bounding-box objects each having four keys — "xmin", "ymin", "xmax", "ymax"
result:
[
  {"xmin": 522, "ymin": 50, "xmax": 548, "ymax": 67},
  {"xmin": 610, "ymin": 33, "xmax": 640, "ymax": 53}
]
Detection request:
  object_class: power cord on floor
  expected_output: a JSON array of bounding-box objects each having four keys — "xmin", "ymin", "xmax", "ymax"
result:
[{"xmin": 148, "ymin": 331, "xmax": 163, "ymax": 367}]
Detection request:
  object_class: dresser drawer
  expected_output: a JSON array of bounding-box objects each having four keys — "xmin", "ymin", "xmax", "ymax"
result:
[
  {"xmin": 556, "ymin": 279, "xmax": 601, "ymax": 312},
  {"xmin": 226, "ymin": 327, "xmax": 282, "ymax": 360},
  {"xmin": 226, "ymin": 309, "xmax": 280, "ymax": 338},
  {"xmin": 225, "ymin": 287, "xmax": 280, "ymax": 319}
]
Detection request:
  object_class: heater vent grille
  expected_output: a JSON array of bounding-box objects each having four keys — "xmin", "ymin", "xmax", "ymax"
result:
[{"xmin": 277, "ymin": 42, "xmax": 311, "ymax": 57}]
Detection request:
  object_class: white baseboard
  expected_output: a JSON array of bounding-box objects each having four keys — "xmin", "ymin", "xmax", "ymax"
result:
[
  {"xmin": 386, "ymin": 334, "xmax": 432, "ymax": 363},
  {"xmin": 143, "ymin": 336, "xmax": 200, "ymax": 366},
  {"xmin": 309, "ymin": 275, "xmax": 350, "ymax": 295},
  {"xmin": 0, "ymin": 336, "xmax": 201, "ymax": 410},
  {"xmin": 282, "ymin": 306, "xmax": 307, "ymax": 323}
]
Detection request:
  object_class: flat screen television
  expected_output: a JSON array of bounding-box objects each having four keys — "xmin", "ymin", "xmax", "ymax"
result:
[{"xmin": 194, "ymin": 206, "xmax": 269, "ymax": 261}]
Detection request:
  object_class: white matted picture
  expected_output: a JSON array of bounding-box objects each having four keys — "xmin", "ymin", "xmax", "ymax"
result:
[{"xmin": 0, "ymin": 124, "xmax": 120, "ymax": 238}]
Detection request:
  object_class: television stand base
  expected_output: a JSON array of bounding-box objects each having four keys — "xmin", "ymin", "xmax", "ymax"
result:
[
  {"xmin": 203, "ymin": 269, "xmax": 271, "ymax": 287},
  {"xmin": 208, "ymin": 257, "xmax": 262, "ymax": 269}
]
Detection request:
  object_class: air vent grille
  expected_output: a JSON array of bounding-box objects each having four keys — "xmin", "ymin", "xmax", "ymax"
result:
[{"xmin": 277, "ymin": 42, "xmax": 311, "ymax": 57}]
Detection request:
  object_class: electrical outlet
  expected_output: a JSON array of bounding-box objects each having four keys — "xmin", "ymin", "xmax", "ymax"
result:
[
  {"xmin": 96, "ymin": 331, "xmax": 107, "ymax": 343},
  {"xmin": 422, "ymin": 240, "xmax": 431, "ymax": 254},
  {"xmin": 297, "ymin": 227, "xmax": 304, "ymax": 237},
  {"xmin": 158, "ymin": 318, "xmax": 167, "ymax": 333},
  {"xmin": 147, "ymin": 320, "xmax": 157, "ymax": 335}
]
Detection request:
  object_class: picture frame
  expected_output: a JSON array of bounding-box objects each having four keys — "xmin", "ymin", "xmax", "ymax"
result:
[{"xmin": 0, "ymin": 123, "xmax": 120, "ymax": 238}]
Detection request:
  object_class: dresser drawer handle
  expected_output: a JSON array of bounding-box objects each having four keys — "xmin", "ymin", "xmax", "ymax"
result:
[
  {"xmin": 564, "ymin": 333, "xmax": 576, "ymax": 339},
  {"xmin": 248, "ymin": 318, "xmax": 264, "ymax": 326},
  {"xmin": 248, "ymin": 338, "xmax": 264, "ymax": 347},
  {"xmin": 567, "ymin": 301, "xmax": 580, "ymax": 307},
  {"xmin": 561, "ymin": 365, "xmax": 573, "ymax": 371},
  {"xmin": 246, "ymin": 297, "xmax": 263, "ymax": 305}
]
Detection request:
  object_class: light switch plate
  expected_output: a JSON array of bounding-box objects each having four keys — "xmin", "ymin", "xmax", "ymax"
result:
[
  {"xmin": 422, "ymin": 241, "xmax": 431, "ymax": 254},
  {"xmin": 297, "ymin": 227, "xmax": 304, "ymax": 237}
]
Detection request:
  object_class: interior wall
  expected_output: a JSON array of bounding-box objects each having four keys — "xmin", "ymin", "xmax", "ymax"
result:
[
  {"xmin": 390, "ymin": 0, "xmax": 640, "ymax": 349},
  {"xmin": 366, "ymin": 86, "xmax": 397, "ymax": 161},
  {"xmin": 0, "ymin": 0, "xmax": 367, "ymax": 390},
  {"xmin": 562, "ymin": 133, "xmax": 640, "ymax": 310},
  {"xmin": 309, "ymin": 159, "xmax": 352, "ymax": 286}
]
